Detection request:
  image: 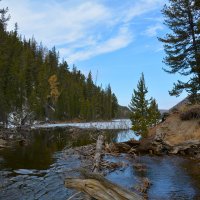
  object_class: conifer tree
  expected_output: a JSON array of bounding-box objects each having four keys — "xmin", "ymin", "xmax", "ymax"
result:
[
  {"xmin": 159, "ymin": 0, "xmax": 200, "ymax": 102},
  {"xmin": 196, "ymin": 1, "xmax": 200, "ymax": 32},
  {"xmin": 129, "ymin": 74, "xmax": 161, "ymax": 137},
  {"xmin": 0, "ymin": 3, "xmax": 10, "ymax": 31},
  {"xmin": 148, "ymin": 98, "xmax": 161, "ymax": 127},
  {"xmin": 129, "ymin": 73, "xmax": 150, "ymax": 137},
  {"xmin": 111, "ymin": 93, "xmax": 118, "ymax": 118}
]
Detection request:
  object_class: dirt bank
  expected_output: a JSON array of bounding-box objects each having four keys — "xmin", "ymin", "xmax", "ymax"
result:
[{"xmin": 147, "ymin": 104, "xmax": 200, "ymax": 157}]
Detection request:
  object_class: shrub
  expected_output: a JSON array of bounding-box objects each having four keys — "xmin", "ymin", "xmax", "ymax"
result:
[{"xmin": 180, "ymin": 106, "xmax": 200, "ymax": 121}]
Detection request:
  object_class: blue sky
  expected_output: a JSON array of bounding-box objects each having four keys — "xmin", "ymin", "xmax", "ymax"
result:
[{"xmin": 2, "ymin": 0, "xmax": 187, "ymax": 109}]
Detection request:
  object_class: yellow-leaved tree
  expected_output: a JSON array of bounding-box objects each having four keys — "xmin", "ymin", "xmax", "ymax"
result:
[{"xmin": 48, "ymin": 74, "xmax": 60, "ymax": 103}]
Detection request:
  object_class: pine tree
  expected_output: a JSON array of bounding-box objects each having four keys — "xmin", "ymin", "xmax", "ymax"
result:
[
  {"xmin": 105, "ymin": 84, "xmax": 112, "ymax": 119},
  {"xmin": 111, "ymin": 93, "xmax": 118, "ymax": 118},
  {"xmin": 196, "ymin": 1, "xmax": 200, "ymax": 32},
  {"xmin": 0, "ymin": 4, "xmax": 10, "ymax": 31},
  {"xmin": 129, "ymin": 73, "xmax": 150, "ymax": 137},
  {"xmin": 159, "ymin": 0, "xmax": 200, "ymax": 102},
  {"xmin": 148, "ymin": 99, "xmax": 161, "ymax": 127},
  {"xmin": 129, "ymin": 74, "xmax": 161, "ymax": 137}
]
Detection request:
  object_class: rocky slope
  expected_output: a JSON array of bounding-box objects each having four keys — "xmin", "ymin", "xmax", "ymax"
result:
[{"xmin": 148, "ymin": 104, "xmax": 200, "ymax": 157}]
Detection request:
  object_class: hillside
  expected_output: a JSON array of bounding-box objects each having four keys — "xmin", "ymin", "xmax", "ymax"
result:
[
  {"xmin": 0, "ymin": 8, "xmax": 119, "ymax": 126},
  {"xmin": 149, "ymin": 104, "xmax": 200, "ymax": 146},
  {"xmin": 116, "ymin": 105, "xmax": 131, "ymax": 119}
]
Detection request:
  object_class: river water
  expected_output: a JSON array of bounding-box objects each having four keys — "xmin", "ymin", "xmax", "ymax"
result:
[{"xmin": 0, "ymin": 121, "xmax": 200, "ymax": 200}]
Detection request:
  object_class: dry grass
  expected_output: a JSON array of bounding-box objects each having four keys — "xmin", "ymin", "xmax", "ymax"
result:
[
  {"xmin": 180, "ymin": 104, "xmax": 200, "ymax": 121},
  {"xmin": 148, "ymin": 105, "xmax": 200, "ymax": 146}
]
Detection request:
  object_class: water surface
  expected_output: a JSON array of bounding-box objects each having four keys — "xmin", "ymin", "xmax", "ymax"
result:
[{"xmin": 0, "ymin": 121, "xmax": 200, "ymax": 200}]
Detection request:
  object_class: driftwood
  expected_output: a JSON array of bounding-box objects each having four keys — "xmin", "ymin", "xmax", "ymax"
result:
[
  {"xmin": 93, "ymin": 135, "xmax": 104, "ymax": 173},
  {"xmin": 134, "ymin": 178, "xmax": 151, "ymax": 195},
  {"xmin": 113, "ymin": 143, "xmax": 132, "ymax": 152},
  {"xmin": 65, "ymin": 136, "xmax": 143, "ymax": 200},
  {"xmin": 109, "ymin": 136, "xmax": 200, "ymax": 156},
  {"xmin": 125, "ymin": 139, "xmax": 140, "ymax": 147},
  {"xmin": 65, "ymin": 171, "xmax": 143, "ymax": 200},
  {"xmin": 106, "ymin": 139, "xmax": 141, "ymax": 154},
  {"xmin": 169, "ymin": 140, "xmax": 200, "ymax": 154}
]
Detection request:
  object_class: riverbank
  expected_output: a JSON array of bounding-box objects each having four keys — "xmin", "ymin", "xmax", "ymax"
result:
[
  {"xmin": 147, "ymin": 104, "xmax": 200, "ymax": 159},
  {"xmin": 0, "ymin": 127, "xmax": 30, "ymax": 148}
]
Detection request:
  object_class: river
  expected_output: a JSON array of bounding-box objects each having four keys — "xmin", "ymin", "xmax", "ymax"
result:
[{"xmin": 0, "ymin": 120, "xmax": 200, "ymax": 199}]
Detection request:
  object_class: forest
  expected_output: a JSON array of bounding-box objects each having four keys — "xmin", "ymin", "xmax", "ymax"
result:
[{"xmin": 0, "ymin": 6, "xmax": 118, "ymax": 127}]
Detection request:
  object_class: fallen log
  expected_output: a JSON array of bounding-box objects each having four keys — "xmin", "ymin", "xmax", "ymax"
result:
[
  {"xmin": 169, "ymin": 140, "xmax": 200, "ymax": 154},
  {"xmin": 93, "ymin": 135, "xmax": 104, "ymax": 173},
  {"xmin": 125, "ymin": 139, "xmax": 140, "ymax": 147},
  {"xmin": 65, "ymin": 171, "xmax": 143, "ymax": 200},
  {"xmin": 65, "ymin": 136, "xmax": 143, "ymax": 199},
  {"xmin": 106, "ymin": 142, "xmax": 132, "ymax": 153}
]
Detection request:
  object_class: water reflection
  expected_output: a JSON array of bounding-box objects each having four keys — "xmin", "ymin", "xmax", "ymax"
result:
[
  {"xmin": 0, "ymin": 128, "xmax": 137, "ymax": 170},
  {"xmin": 114, "ymin": 130, "xmax": 140, "ymax": 143}
]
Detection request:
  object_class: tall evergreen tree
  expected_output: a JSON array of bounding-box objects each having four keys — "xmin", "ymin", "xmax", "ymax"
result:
[
  {"xmin": 196, "ymin": 1, "xmax": 200, "ymax": 32},
  {"xmin": 111, "ymin": 93, "xmax": 118, "ymax": 118},
  {"xmin": 0, "ymin": 3, "xmax": 10, "ymax": 31},
  {"xmin": 159, "ymin": 0, "xmax": 200, "ymax": 102},
  {"xmin": 148, "ymin": 99, "xmax": 161, "ymax": 127},
  {"xmin": 129, "ymin": 73, "xmax": 150, "ymax": 137},
  {"xmin": 129, "ymin": 74, "xmax": 160, "ymax": 137}
]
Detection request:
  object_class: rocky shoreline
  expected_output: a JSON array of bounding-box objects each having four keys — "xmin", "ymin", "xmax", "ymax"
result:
[{"xmin": 0, "ymin": 127, "xmax": 30, "ymax": 148}]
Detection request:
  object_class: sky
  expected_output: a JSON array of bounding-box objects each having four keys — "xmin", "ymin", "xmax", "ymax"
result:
[{"xmin": 1, "ymin": 0, "xmax": 188, "ymax": 109}]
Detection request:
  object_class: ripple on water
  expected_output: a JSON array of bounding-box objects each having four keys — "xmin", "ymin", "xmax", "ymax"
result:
[
  {"xmin": 141, "ymin": 156, "xmax": 199, "ymax": 200},
  {"xmin": 0, "ymin": 151, "xmax": 81, "ymax": 200}
]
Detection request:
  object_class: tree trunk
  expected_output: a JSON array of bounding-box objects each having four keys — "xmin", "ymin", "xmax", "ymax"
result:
[
  {"xmin": 93, "ymin": 135, "xmax": 104, "ymax": 173},
  {"xmin": 65, "ymin": 171, "xmax": 143, "ymax": 200}
]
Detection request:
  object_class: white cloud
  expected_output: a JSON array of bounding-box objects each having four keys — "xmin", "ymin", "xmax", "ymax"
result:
[
  {"xmin": 63, "ymin": 25, "xmax": 133, "ymax": 63},
  {"xmin": 1, "ymin": 0, "xmax": 165, "ymax": 63},
  {"xmin": 123, "ymin": 0, "xmax": 164, "ymax": 23},
  {"xmin": 143, "ymin": 23, "xmax": 164, "ymax": 37}
]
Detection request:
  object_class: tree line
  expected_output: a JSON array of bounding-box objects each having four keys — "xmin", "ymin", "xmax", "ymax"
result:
[{"xmin": 0, "ymin": 4, "xmax": 118, "ymax": 126}]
